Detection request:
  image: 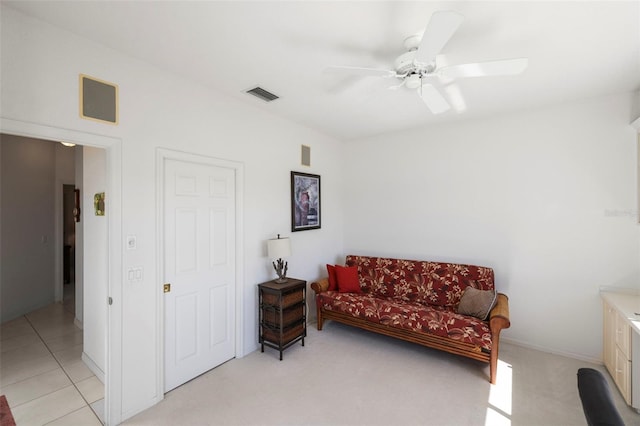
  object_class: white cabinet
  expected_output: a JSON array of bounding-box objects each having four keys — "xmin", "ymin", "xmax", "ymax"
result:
[
  {"xmin": 614, "ymin": 344, "xmax": 631, "ymax": 403},
  {"xmin": 602, "ymin": 293, "xmax": 639, "ymax": 407},
  {"xmin": 603, "ymin": 302, "xmax": 615, "ymax": 373}
]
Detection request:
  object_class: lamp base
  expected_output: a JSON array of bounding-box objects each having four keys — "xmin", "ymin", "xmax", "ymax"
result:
[{"xmin": 272, "ymin": 258, "xmax": 289, "ymax": 284}]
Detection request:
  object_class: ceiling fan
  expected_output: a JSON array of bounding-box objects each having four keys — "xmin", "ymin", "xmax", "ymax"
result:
[{"xmin": 324, "ymin": 11, "xmax": 528, "ymax": 114}]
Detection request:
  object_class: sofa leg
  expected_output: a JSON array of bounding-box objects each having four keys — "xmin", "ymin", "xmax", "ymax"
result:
[
  {"xmin": 490, "ymin": 341, "xmax": 499, "ymax": 384},
  {"xmin": 317, "ymin": 308, "xmax": 323, "ymax": 330},
  {"xmin": 490, "ymin": 356, "xmax": 497, "ymax": 384}
]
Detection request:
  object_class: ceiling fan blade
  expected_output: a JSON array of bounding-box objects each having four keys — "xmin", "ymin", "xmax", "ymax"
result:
[
  {"xmin": 418, "ymin": 84, "xmax": 451, "ymax": 114},
  {"xmin": 414, "ymin": 11, "xmax": 464, "ymax": 64},
  {"xmin": 323, "ymin": 66, "xmax": 396, "ymax": 77},
  {"xmin": 439, "ymin": 58, "xmax": 529, "ymax": 79}
]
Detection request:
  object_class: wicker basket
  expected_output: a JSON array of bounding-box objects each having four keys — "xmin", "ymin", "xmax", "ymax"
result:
[
  {"xmin": 262, "ymin": 323, "xmax": 304, "ymax": 345},
  {"xmin": 262, "ymin": 289, "xmax": 303, "ymax": 309},
  {"xmin": 263, "ymin": 304, "xmax": 304, "ymax": 328}
]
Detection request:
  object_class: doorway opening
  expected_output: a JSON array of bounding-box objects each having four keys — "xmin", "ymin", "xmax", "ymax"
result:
[
  {"xmin": 0, "ymin": 134, "xmax": 107, "ymax": 422},
  {"xmin": 0, "ymin": 117, "xmax": 122, "ymax": 425}
]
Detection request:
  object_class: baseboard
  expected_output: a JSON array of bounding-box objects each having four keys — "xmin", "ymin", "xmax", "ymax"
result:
[
  {"xmin": 81, "ymin": 352, "xmax": 105, "ymax": 383},
  {"xmin": 502, "ymin": 337, "xmax": 602, "ymax": 365},
  {"xmin": 74, "ymin": 318, "xmax": 83, "ymax": 330}
]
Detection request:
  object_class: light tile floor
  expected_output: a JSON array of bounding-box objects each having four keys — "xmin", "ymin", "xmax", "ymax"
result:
[{"xmin": 0, "ymin": 295, "xmax": 104, "ymax": 425}]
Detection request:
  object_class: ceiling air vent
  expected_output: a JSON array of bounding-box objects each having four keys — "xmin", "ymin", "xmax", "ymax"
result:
[{"xmin": 245, "ymin": 86, "xmax": 279, "ymax": 102}]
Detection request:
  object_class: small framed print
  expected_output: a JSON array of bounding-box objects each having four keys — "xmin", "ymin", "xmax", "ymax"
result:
[{"xmin": 291, "ymin": 171, "xmax": 320, "ymax": 232}]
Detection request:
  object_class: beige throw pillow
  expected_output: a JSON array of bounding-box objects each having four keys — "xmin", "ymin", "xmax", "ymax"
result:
[{"xmin": 457, "ymin": 287, "xmax": 497, "ymax": 320}]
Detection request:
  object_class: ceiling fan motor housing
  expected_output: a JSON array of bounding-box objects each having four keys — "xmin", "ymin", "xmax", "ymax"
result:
[
  {"xmin": 394, "ymin": 50, "xmax": 437, "ymax": 88},
  {"xmin": 394, "ymin": 51, "xmax": 417, "ymax": 74}
]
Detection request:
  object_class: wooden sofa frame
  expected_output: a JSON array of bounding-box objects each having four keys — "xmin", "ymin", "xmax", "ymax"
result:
[{"xmin": 311, "ymin": 278, "xmax": 511, "ymax": 384}]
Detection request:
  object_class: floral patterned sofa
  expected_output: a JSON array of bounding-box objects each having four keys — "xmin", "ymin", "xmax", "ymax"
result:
[{"xmin": 311, "ymin": 255, "xmax": 510, "ymax": 384}]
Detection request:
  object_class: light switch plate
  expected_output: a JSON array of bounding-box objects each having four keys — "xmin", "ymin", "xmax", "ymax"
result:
[{"xmin": 127, "ymin": 266, "xmax": 143, "ymax": 283}]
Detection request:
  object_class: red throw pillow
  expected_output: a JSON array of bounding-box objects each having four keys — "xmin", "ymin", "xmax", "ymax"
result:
[
  {"xmin": 326, "ymin": 264, "xmax": 338, "ymax": 291},
  {"xmin": 335, "ymin": 265, "xmax": 361, "ymax": 293}
]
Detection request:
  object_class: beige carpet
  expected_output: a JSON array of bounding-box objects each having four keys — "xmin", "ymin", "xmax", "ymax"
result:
[{"xmin": 125, "ymin": 321, "xmax": 639, "ymax": 425}]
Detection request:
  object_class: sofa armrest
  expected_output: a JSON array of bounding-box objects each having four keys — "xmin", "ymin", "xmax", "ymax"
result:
[
  {"xmin": 487, "ymin": 293, "xmax": 510, "ymax": 384},
  {"xmin": 311, "ymin": 278, "xmax": 329, "ymax": 294},
  {"xmin": 489, "ymin": 293, "xmax": 510, "ymax": 331}
]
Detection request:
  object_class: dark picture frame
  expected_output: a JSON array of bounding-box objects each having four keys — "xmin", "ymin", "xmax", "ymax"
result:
[
  {"xmin": 291, "ymin": 171, "xmax": 320, "ymax": 232},
  {"xmin": 73, "ymin": 188, "xmax": 81, "ymax": 222}
]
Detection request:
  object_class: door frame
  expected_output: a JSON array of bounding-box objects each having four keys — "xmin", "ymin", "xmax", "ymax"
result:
[
  {"xmin": 156, "ymin": 148, "xmax": 244, "ymax": 396},
  {"xmin": 0, "ymin": 117, "xmax": 123, "ymax": 425}
]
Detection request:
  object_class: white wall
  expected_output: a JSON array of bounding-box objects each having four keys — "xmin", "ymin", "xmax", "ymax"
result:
[
  {"xmin": 82, "ymin": 146, "xmax": 107, "ymax": 380},
  {"xmin": 631, "ymin": 90, "xmax": 640, "ymax": 122},
  {"xmin": 54, "ymin": 144, "xmax": 75, "ymax": 189},
  {"xmin": 1, "ymin": 6, "xmax": 344, "ymax": 421},
  {"xmin": 344, "ymin": 92, "xmax": 640, "ymax": 361},
  {"xmin": 0, "ymin": 136, "xmax": 75, "ymax": 318},
  {"xmin": 0, "ymin": 135, "xmax": 56, "ymax": 321}
]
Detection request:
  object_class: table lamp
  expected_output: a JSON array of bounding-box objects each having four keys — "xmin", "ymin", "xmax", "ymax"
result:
[{"xmin": 267, "ymin": 234, "xmax": 291, "ymax": 283}]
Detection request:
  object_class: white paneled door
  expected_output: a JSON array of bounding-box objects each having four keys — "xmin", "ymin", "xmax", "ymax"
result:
[{"xmin": 164, "ymin": 159, "xmax": 235, "ymax": 392}]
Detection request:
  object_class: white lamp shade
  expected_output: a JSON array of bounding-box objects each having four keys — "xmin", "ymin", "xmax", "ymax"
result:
[{"xmin": 267, "ymin": 237, "xmax": 291, "ymax": 259}]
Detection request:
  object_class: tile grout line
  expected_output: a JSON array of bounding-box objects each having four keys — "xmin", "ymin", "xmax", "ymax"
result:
[
  {"xmin": 23, "ymin": 310, "xmax": 104, "ymax": 425},
  {"xmin": 1, "ymin": 316, "xmax": 60, "ymax": 406}
]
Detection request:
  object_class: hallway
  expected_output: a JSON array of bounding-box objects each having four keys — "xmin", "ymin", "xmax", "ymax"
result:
[{"xmin": 0, "ymin": 297, "xmax": 104, "ymax": 425}]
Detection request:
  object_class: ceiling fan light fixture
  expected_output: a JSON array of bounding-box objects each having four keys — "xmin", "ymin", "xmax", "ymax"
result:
[{"xmin": 405, "ymin": 74, "xmax": 422, "ymax": 89}]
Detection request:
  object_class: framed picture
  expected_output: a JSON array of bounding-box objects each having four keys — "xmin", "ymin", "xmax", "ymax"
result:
[
  {"xmin": 94, "ymin": 192, "xmax": 105, "ymax": 216},
  {"xmin": 73, "ymin": 189, "xmax": 81, "ymax": 222},
  {"xmin": 291, "ymin": 171, "xmax": 320, "ymax": 231}
]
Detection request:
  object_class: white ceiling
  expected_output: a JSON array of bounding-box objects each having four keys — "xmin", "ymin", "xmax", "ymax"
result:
[{"xmin": 5, "ymin": 1, "xmax": 640, "ymax": 141}]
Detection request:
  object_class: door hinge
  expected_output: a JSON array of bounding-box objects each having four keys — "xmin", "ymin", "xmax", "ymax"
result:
[
  {"xmin": 108, "ymin": 297, "xmax": 113, "ymax": 305},
  {"xmin": 163, "ymin": 283, "xmax": 171, "ymax": 293}
]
